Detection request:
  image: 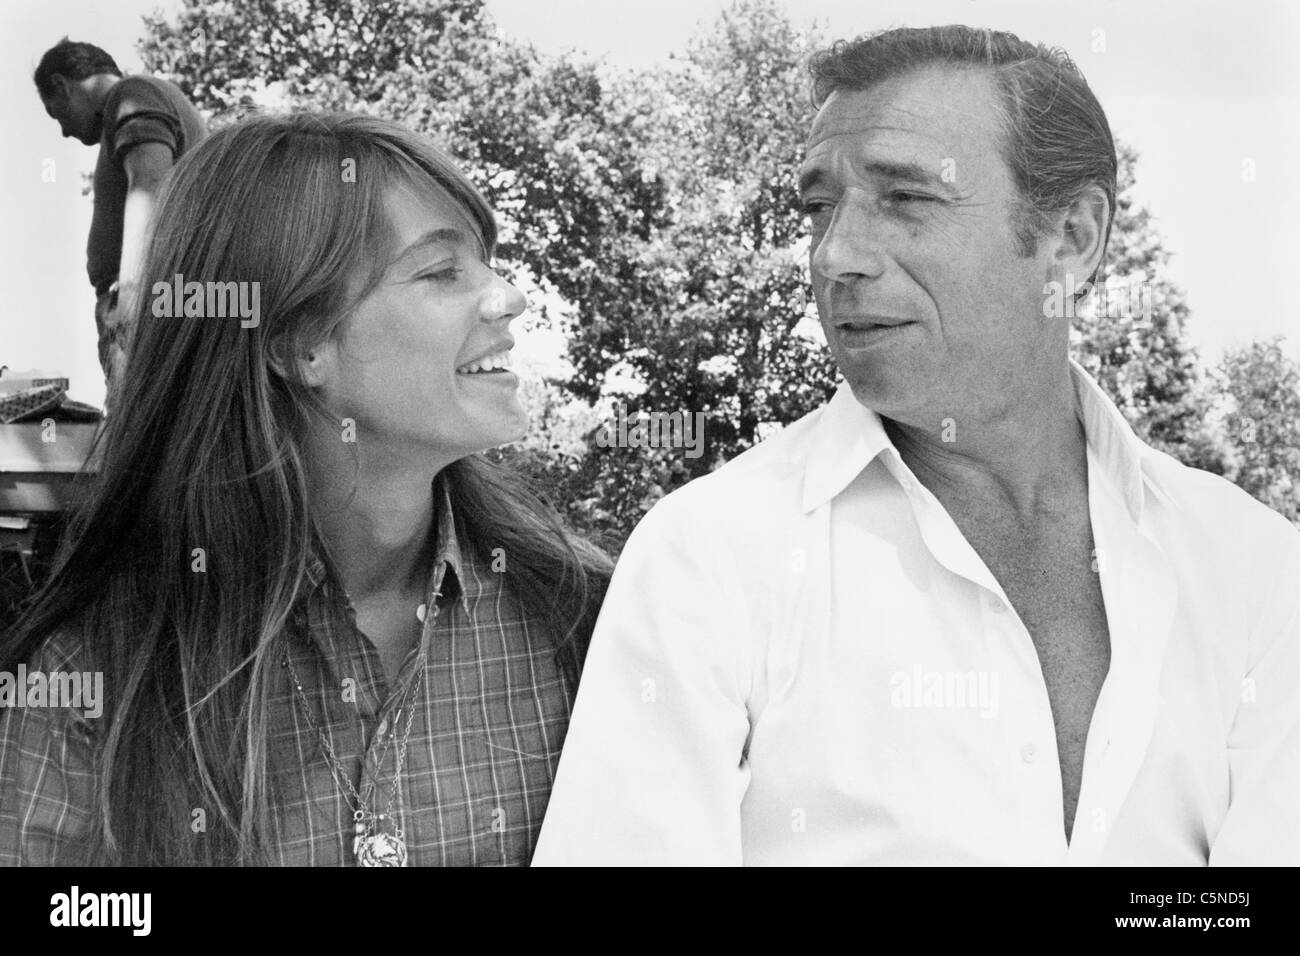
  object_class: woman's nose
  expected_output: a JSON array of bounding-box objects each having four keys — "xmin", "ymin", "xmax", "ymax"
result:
[{"xmin": 483, "ymin": 276, "xmax": 528, "ymax": 322}]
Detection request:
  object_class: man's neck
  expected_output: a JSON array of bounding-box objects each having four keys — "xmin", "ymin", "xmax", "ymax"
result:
[
  {"xmin": 884, "ymin": 362, "xmax": 1087, "ymax": 523},
  {"xmin": 85, "ymin": 73, "xmax": 120, "ymax": 113}
]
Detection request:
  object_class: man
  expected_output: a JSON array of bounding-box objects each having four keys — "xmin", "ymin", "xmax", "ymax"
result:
[
  {"xmin": 534, "ymin": 25, "xmax": 1300, "ymax": 865},
  {"xmin": 35, "ymin": 39, "xmax": 207, "ymax": 409}
]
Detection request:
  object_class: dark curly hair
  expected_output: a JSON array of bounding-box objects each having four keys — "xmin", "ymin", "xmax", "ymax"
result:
[{"xmin": 33, "ymin": 38, "xmax": 121, "ymax": 99}]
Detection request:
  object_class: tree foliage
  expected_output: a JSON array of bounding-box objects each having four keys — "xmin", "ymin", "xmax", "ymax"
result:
[
  {"xmin": 1217, "ymin": 338, "xmax": 1300, "ymax": 524},
  {"xmin": 1070, "ymin": 142, "xmax": 1230, "ymax": 475},
  {"xmin": 135, "ymin": 0, "xmax": 1298, "ymax": 548},
  {"xmin": 139, "ymin": 0, "xmax": 492, "ymax": 113}
]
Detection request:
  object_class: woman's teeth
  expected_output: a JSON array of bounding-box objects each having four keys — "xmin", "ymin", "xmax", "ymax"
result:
[{"xmin": 457, "ymin": 350, "xmax": 511, "ymax": 374}]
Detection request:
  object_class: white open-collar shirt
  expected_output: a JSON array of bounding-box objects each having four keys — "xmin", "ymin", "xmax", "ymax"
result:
[{"xmin": 534, "ymin": 360, "xmax": 1300, "ymax": 866}]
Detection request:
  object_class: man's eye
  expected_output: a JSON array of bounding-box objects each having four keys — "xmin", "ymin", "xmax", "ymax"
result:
[{"xmin": 891, "ymin": 191, "xmax": 934, "ymax": 204}]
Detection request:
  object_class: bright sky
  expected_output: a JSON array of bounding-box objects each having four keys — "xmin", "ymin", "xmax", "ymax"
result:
[{"xmin": 3, "ymin": 0, "xmax": 1297, "ymax": 408}]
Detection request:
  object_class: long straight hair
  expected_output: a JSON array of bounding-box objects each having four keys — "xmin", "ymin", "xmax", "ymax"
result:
[{"xmin": 1, "ymin": 113, "xmax": 611, "ymax": 865}]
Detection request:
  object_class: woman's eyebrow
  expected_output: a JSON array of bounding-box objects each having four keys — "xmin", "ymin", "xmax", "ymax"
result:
[{"xmin": 390, "ymin": 227, "xmax": 469, "ymax": 266}]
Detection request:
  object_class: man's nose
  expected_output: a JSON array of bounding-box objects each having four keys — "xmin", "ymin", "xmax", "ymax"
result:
[{"xmin": 811, "ymin": 194, "xmax": 888, "ymax": 284}]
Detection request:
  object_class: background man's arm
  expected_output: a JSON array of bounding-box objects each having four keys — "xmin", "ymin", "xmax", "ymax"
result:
[
  {"xmin": 115, "ymin": 142, "xmax": 174, "ymax": 306},
  {"xmin": 532, "ymin": 495, "xmax": 754, "ymax": 865}
]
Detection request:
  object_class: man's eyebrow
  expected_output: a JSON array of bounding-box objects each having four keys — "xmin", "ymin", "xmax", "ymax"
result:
[
  {"xmin": 798, "ymin": 166, "xmax": 825, "ymax": 197},
  {"xmin": 864, "ymin": 158, "xmax": 949, "ymax": 186},
  {"xmin": 799, "ymin": 158, "xmax": 959, "ymax": 196}
]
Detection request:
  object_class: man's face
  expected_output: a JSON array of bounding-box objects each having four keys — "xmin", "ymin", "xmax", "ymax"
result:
[
  {"xmin": 800, "ymin": 67, "xmax": 1058, "ymax": 425},
  {"xmin": 41, "ymin": 78, "xmax": 100, "ymax": 145}
]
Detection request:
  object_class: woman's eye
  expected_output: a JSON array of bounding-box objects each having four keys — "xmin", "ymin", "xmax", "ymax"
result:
[
  {"xmin": 419, "ymin": 267, "xmax": 462, "ymax": 284},
  {"xmin": 802, "ymin": 201, "xmax": 833, "ymax": 217}
]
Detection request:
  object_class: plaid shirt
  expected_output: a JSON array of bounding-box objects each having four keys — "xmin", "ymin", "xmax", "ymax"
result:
[{"xmin": 0, "ymin": 480, "xmax": 576, "ymax": 866}]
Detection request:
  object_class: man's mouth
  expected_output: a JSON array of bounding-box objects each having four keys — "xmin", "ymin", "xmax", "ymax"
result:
[{"xmin": 833, "ymin": 316, "xmax": 915, "ymax": 349}]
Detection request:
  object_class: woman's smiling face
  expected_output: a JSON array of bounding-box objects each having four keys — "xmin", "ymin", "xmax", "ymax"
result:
[{"xmin": 308, "ymin": 179, "xmax": 530, "ymax": 461}]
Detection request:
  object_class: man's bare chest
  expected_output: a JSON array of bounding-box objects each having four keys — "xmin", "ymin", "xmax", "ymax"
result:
[{"xmin": 952, "ymin": 508, "xmax": 1112, "ymax": 833}]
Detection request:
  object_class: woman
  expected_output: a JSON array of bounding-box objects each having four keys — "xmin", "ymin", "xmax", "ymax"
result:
[{"xmin": 0, "ymin": 112, "xmax": 611, "ymax": 866}]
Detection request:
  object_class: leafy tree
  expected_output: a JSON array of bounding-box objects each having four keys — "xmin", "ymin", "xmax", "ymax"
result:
[
  {"xmin": 140, "ymin": 0, "xmax": 667, "ymax": 307},
  {"xmin": 590, "ymin": 0, "xmax": 840, "ymax": 442},
  {"xmin": 1070, "ymin": 142, "xmax": 1231, "ymax": 475},
  {"xmin": 139, "ymin": 0, "xmax": 492, "ymax": 114},
  {"xmin": 135, "ymin": 0, "xmax": 1293, "ymax": 547},
  {"xmin": 531, "ymin": 1, "xmax": 840, "ymax": 545},
  {"xmin": 1217, "ymin": 338, "xmax": 1300, "ymax": 524}
]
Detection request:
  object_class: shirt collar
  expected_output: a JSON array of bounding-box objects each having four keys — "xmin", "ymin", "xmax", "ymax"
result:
[
  {"xmin": 800, "ymin": 379, "xmax": 895, "ymax": 514},
  {"xmin": 801, "ymin": 358, "xmax": 1179, "ymax": 522},
  {"xmin": 1068, "ymin": 358, "xmax": 1180, "ymax": 521}
]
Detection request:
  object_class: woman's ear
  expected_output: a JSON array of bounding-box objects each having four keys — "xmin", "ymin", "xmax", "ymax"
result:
[
  {"xmin": 297, "ymin": 348, "xmax": 333, "ymax": 388},
  {"xmin": 267, "ymin": 334, "xmax": 334, "ymax": 387}
]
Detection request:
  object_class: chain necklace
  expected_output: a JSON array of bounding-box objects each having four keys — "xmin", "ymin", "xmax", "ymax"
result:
[{"xmin": 283, "ymin": 606, "xmax": 431, "ymax": 867}]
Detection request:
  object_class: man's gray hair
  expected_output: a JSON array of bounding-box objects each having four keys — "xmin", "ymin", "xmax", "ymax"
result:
[{"xmin": 809, "ymin": 25, "xmax": 1117, "ymax": 279}]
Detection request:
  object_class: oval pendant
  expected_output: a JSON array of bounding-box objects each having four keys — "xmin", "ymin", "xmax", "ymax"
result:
[{"xmin": 357, "ymin": 832, "xmax": 408, "ymax": 867}]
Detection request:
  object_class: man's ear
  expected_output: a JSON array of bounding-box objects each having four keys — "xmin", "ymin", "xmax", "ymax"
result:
[
  {"xmin": 46, "ymin": 75, "xmax": 70, "ymax": 105},
  {"xmin": 1054, "ymin": 184, "xmax": 1110, "ymax": 288}
]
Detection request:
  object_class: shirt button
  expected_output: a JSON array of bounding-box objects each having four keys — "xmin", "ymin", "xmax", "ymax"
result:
[
  {"xmin": 987, "ymin": 594, "xmax": 1007, "ymax": 614},
  {"xmin": 1021, "ymin": 743, "xmax": 1038, "ymax": 763}
]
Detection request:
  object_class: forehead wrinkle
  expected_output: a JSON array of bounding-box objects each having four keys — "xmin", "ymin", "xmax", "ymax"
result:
[
  {"xmin": 809, "ymin": 109, "xmax": 986, "ymax": 152},
  {"xmin": 803, "ymin": 134, "xmax": 963, "ymax": 192},
  {"xmin": 811, "ymin": 90, "xmax": 959, "ymax": 128},
  {"xmin": 805, "ymin": 111, "xmax": 1004, "ymax": 200},
  {"xmin": 809, "ymin": 75, "xmax": 1006, "ymax": 151}
]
